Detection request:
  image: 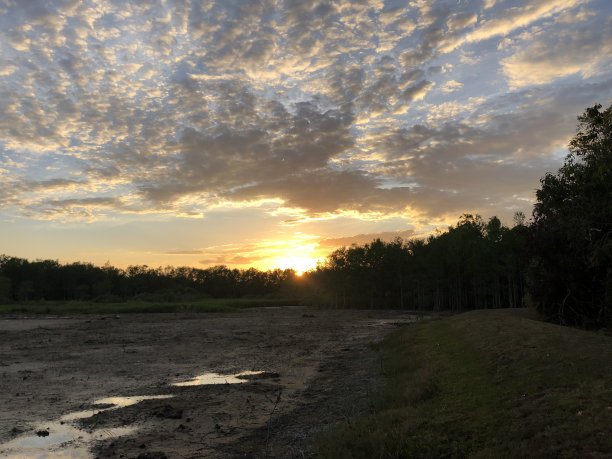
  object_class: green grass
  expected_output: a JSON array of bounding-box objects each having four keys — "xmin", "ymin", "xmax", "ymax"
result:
[
  {"xmin": 0, "ymin": 297, "xmax": 300, "ymax": 314},
  {"xmin": 317, "ymin": 309, "xmax": 612, "ymax": 458}
]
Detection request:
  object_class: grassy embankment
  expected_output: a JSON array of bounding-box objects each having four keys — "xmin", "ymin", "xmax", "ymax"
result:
[
  {"xmin": 318, "ymin": 309, "xmax": 611, "ymax": 458},
  {"xmin": 0, "ymin": 298, "xmax": 298, "ymax": 314}
]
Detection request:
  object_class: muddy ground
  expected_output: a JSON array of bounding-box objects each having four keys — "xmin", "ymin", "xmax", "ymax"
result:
[{"xmin": 0, "ymin": 307, "xmax": 420, "ymax": 458}]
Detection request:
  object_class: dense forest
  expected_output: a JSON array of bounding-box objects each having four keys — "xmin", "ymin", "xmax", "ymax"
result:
[
  {"xmin": 1, "ymin": 104, "xmax": 610, "ymax": 327},
  {"xmin": 305, "ymin": 213, "xmax": 528, "ymax": 312}
]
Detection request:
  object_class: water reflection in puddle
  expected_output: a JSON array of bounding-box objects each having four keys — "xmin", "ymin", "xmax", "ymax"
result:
[
  {"xmin": 173, "ymin": 370, "xmax": 264, "ymax": 386},
  {"xmin": 1, "ymin": 371, "xmax": 263, "ymax": 458},
  {"xmin": 61, "ymin": 395, "xmax": 173, "ymax": 421},
  {"xmin": 1, "ymin": 395, "xmax": 172, "ymax": 459},
  {"xmin": 4, "ymin": 423, "xmax": 137, "ymax": 459}
]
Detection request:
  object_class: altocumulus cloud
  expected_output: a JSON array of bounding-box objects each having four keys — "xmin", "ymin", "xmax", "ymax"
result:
[{"xmin": 0, "ymin": 0, "xmax": 611, "ymax": 225}]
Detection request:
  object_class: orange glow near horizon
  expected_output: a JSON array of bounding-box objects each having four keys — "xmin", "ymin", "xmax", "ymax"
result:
[
  {"xmin": 240, "ymin": 234, "xmax": 326, "ymax": 273},
  {"xmin": 61, "ymin": 236, "xmax": 328, "ymax": 273},
  {"xmin": 272, "ymin": 255, "xmax": 320, "ymax": 274}
]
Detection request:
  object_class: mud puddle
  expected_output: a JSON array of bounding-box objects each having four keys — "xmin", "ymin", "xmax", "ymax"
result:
[
  {"xmin": 173, "ymin": 370, "xmax": 265, "ymax": 386},
  {"xmin": 2, "ymin": 368, "xmax": 270, "ymax": 457},
  {"xmin": 1, "ymin": 395, "xmax": 173, "ymax": 458},
  {"xmin": 2, "ymin": 371, "xmax": 268, "ymax": 458}
]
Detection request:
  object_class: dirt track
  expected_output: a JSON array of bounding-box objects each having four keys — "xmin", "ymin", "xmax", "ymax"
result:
[{"xmin": 0, "ymin": 307, "xmax": 419, "ymax": 458}]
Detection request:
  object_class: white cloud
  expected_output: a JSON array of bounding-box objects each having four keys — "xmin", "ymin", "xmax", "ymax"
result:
[
  {"xmin": 466, "ymin": 0, "xmax": 580, "ymax": 43},
  {"xmin": 441, "ymin": 80, "xmax": 463, "ymax": 93},
  {"xmin": 502, "ymin": 20, "xmax": 612, "ymax": 88},
  {"xmin": 0, "ymin": 64, "xmax": 18, "ymax": 76}
]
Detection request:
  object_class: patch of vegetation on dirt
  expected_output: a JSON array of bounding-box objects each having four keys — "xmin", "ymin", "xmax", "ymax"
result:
[
  {"xmin": 316, "ymin": 309, "xmax": 612, "ymax": 458},
  {"xmin": 0, "ymin": 297, "xmax": 299, "ymax": 314}
]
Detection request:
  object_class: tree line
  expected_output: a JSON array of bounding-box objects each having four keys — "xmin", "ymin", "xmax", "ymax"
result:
[
  {"xmin": 0, "ymin": 214, "xmax": 528, "ymax": 313},
  {"xmin": 1, "ymin": 104, "xmax": 610, "ymax": 327},
  {"xmin": 0, "ymin": 259, "xmax": 301, "ymax": 303},
  {"xmin": 302, "ymin": 213, "xmax": 528, "ymax": 313}
]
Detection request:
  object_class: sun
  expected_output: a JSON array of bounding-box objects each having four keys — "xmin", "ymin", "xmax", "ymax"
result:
[
  {"xmin": 252, "ymin": 236, "xmax": 325, "ymax": 273},
  {"xmin": 275, "ymin": 256, "xmax": 319, "ymax": 274}
]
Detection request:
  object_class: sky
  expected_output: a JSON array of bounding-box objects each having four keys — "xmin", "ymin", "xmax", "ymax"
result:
[{"xmin": 1, "ymin": 0, "xmax": 611, "ymax": 273}]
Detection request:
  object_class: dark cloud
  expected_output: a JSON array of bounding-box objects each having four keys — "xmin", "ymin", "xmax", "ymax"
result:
[
  {"xmin": 41, "ymin": 197, "xmax": 121, "ymax": 207},
  {"xmin": 400, "ymin": 80, "xmax": 434, "ymax": 101},
  {"xmin": 226, "ymin": 169, "xmax": 417, "ymax": 215},
  {"xmin": 138, "ymin": 100, "xmax": 355, "ymax": 206}
]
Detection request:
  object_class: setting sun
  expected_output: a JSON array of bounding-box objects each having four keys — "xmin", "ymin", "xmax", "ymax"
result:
[
  {"xmin": 275, "ymin": 256, "xmax": 319, "ymax": 275},
  {"xmin": 239, "ymin": 234, "xmax": 326, "ymax": 273}
]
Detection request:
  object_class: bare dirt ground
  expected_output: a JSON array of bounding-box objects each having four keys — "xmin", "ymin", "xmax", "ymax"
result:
[{"xmin": 0, "ymin": 307, "xmax": 420, "ymax": 458}]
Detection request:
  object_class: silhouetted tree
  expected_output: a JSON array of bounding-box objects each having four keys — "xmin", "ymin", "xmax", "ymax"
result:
[
  {"xmin": 305, "ymin": 213, "xmax": 529, "ymax": 311},
  {"xmin": 528, "ymin": 103, "xmax": 612, "ymax": 327}
]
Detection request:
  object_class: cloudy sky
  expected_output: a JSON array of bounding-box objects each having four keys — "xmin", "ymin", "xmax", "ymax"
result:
[{"xmin": 1, "ymin": 0, "xmax": 611, "ymax": 272}]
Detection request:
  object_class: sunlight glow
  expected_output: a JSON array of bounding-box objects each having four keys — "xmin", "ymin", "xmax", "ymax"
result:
[
  {"xmin": 274, "ymin": 256, "xmax": 319, "ymax": 274},
  {"xmin": 242, "ymin": 233, "xmax": 326, "ymax": 272}
]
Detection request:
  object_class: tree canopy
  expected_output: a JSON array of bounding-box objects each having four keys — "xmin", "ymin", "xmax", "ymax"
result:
[
  {"xmin": 303, "ymin": 213, "xmax": 528, "ymax": 311},
  {"xmin": 528, "ymin": 103, "xmax": 612, "ymax": 326}
]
